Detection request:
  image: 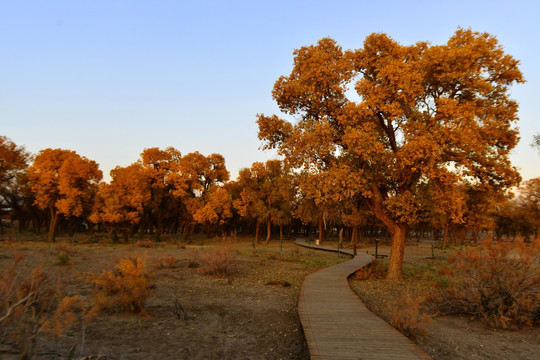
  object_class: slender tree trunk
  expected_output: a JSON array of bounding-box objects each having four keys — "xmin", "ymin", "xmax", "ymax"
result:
[
  {"xmin": 353, "ymin": 228, "xmax": 357, "ymax": 256},
  {"xmin": 279, "ymin": 225, "xmax": 283, "ymax": 242},
  {"xmin": 266, "ymin": 219, "xmax": 271, "ymax": 244},
  {"xmin": 183, "ymin": 224, "xmax": 191, "ymax": 242},
  {"xmin": 48, "ymin": 207, "xmax": 58, "ymax": 242},
  {"xmin": 255, "ymin": 221, "xmax": 261, "ymax": 244},
  {"xmin": 318, "ymin": 217, "xmax": 323, "ymax": 244},
  {"xmin": 111, "ymin": 231, "xmax": 119, "ymax": 244},
  {"xmin": 442, "ymin": 223, "xmax": 449, "ymax": 250},
  {"xmin": 350, "ymin": 226, "xmax": 357, "ymax": 247}
]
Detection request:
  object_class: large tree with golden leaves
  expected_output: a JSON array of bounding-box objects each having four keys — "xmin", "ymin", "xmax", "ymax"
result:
[
  {"xmin": 258, "ymin": 29, "xmax": 523, "ymax": 279},
  {"xmin": 90, "ymin": 163, "xmax": 148, "ymax": 240},
  {"xmin": 28, "ymin": 148, "xmax": 102, "ymax": 242}
]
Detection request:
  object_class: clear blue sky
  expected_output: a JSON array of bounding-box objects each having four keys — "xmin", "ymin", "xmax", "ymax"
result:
[{"xmin": 1, "ymin": 0, "xmax": 539, "ymax": 182}]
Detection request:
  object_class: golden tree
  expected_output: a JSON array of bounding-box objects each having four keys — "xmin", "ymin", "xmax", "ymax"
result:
[
  {"xmin": 234, "ymin": 160, "xmax": 293, "ymax": 244},
  {"xmin": 28, "ymin": 149, "xmax": 102, "ymax": 242},
  {"xmin": 137, "ymin": 147, "xmax": 184, "ymax": 240},
  {"xmin": 0, "ymin": 136, "xmax": 31, "ymax": 233},
  {"xmin": 515, "ymin": 177, "xmax": 540, "ymax": 242},
  {"xmin": 179, "ymin": 151, "xmax": 229, "ymax": 239},
  {"xmin": 90, "ymin": 164, "xmax": 148, "ymax": 241},
  {"xmin": 258, "ymin": 29, "xmax": 523, "ymax": 279}
]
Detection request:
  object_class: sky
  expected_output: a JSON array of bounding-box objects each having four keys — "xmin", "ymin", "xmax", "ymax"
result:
[{"xmin": 1, "ymin": 0, "xmax": 539, "ymax": 182}]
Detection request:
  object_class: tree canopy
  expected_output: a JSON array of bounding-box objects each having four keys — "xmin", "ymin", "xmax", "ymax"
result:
[
  {"xmin": 28, "ymin": 148, "xmax": 102, "ymax": 241},
  {"xmin": 258, "ymin": 29, "xmax": 523, "ymax": 278}
]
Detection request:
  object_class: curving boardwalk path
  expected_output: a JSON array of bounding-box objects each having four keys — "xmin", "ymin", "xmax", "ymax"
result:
[{"xmin": 295, "ymin": 239, "xmax": 432, "ymax": 359}]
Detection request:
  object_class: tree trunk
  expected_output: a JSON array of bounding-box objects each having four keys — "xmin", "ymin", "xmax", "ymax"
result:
[
  {"xmin": 367, "ymin": 184, "xmax": 408, "ymax": 280},
  {"xmin": 386, "ymin": 224, "xmax": 407, "ymax": 280},
  {"xmin": 255, "ymin": 221, "xmax": 261, "ymax": 244},
  {"xmin": 279, "ymin": 225, "xmax": 283, "ymax": 242},
  {"xmin": 48, "ymin": 207, "xmax": 58, "ymax": 242},
  {"xmin": 318, "ymin": 217, "xmax": 323, "ymax": 244},
  {"xmin": 353, "ymin": 228, "xmax": 357, "ymax": 256},
  {"xmin": 266, "ymin": 219, "xmax": 271, "ymax": 244},
  {"xmin": 442, "ymin": 223, "xmax": 449, "ymax": 250},
  {"xmin": 350, "ymin": 226, "xmax": 357, "ymax": 247},
  {"xmin": 183, "ymin": 224, "xmax": 191, "ymax": 242}
]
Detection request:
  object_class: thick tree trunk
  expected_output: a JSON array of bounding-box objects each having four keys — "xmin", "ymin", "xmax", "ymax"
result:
[
  {"xmin": 266, "ymin": 219, "xmax": 271, "ymax": 244},
  {"xmin": 367, "ymin": 184, "xmax": 408, "ymax": 280},
  {"xmin": 387, "ymin": 224, "xmax": 407, "ymax": 280},
  {"xmin": 48, "ymin": 208, "xmax": 58, "ymax": 242}
]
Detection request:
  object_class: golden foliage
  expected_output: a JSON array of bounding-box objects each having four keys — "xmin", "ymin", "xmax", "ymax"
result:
[
  {"xmin": 92, "ymin": 256, "xmax": 154, "ymax": 315},
  {"xmin": 258, "ymin": 29, "xmax": 524, "ymax": 278}
]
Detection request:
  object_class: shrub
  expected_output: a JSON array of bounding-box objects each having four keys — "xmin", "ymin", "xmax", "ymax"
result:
[
  {"xmin": 55, "ymin": 251, "xmax": 70, "ymax": 266},
  {"xmin": 152, "ymin": 255, "xmax": 177, "ymax": 269},
  {"xmin": 265, "ymin": 280, "xmax": 291, "ymax": 287},
  {"xmin": 92, "ymin": 257, "xmax": 154, "ymax": 315},
  {"xmin": 198, "ymin": 246, "xmax": 234, "ymax": 277},
  {"xmin": 0, "ymin": 256, "xmax": 85, "ymax": 358},
  {"xmin": 355, "ymin": 260, "xmax": 387, "ymax": 280},
  {"xmin": 434, "ymin": 239, "xmax": 539, "ymax": 329},
  {"xmin": 386, "ymin": 286, "xmax": 431, "ymax": 338},
  {"xmin": 135, "ymin": 239, "xmax": 154, "ymax": 248},
  {"xmin": 54, "ymin": 243, "xmax": 76, "ymax": 256}
]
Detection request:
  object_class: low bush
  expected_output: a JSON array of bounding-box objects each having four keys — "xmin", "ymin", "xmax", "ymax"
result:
[
  {"xmin": 433, "ymin": 239, "xmax": 539, "ymax": 329},
  {"xmin": 0, "ymin": 256, "xmax": 89, "ymax": 358},
  {"xmin": 198, "ymin": 246, "xmax": 234, "ymax": 277},
  {"xmin": 386, "ymin": 286, "xmax": 431, "ymax": 338},
  {"xmin": 135, "ymin": 240, "xmax": 154, "ymax": 248},
  {"xmin": 92, "ymin": 256, "xmax": 154, "ymax": 315},
  {"xmin": 55, "ymin": 251, "xmax": 71, "ymax": 266},
  {"xmin": 355, "ymin": 260, "xmax": 387, "ymax": 280},
  {"xmin": 152, "ymin": 255, "xmax": 177, "ymax": 269},
  {"xmin": 265, "ymin": 280, "xmax": 291, "ymax": 287}
]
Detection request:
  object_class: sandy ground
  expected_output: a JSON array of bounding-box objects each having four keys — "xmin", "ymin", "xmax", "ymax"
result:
[
  {"xmin": 0, "ymin": 236, "xmax": 344, "ymax": 359},
  {"xmin": 348, "ymin": 241, "xmax": 540, "ymax": 360},
  {"xmin": 1, "ymin": 236, "xmax": 538, "ymax": 359}
]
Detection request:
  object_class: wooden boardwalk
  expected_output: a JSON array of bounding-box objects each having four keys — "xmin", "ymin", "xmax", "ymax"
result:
[{"xmin": 295, "ymin": 239, "xmax": 432, "ymax": 359}]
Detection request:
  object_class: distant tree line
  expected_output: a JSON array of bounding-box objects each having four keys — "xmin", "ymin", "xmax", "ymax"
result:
[{"xmin": 1, "ymin": 136, "xmax": 538, "ymax": 248}]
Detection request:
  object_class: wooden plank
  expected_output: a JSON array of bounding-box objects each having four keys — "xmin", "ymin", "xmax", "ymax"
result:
[{"xmin": 295, "ymin": 239, "xmax": 432, "ymax": 360}]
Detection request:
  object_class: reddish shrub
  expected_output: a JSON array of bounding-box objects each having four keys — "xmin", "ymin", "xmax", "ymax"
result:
[
  {"xmin": 355, "ymin": 260, "xmax": 387, "ymax": 280},
  {"xmin": 198, "ymin": 246, "xmax": 234, "ymax": 277},
  {"xmin": 386, "ymin": 286, "xmax": 431, "ymax": 338},
  {"xmin": 134, "ymin": 239, "xmax": 154, "ymax": 248},
  {"xmin": 434, "ymin": 239, "xmax": 539, "ymax": 329},
  {"xmin": 0, "ymin": 256, "xmax": 86, "ymax": 358},
  {"xmin": 152, "ymin": 255, "xmax": 177, "ymax": 269}
]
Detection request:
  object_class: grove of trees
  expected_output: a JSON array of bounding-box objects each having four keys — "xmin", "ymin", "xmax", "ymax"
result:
[{"xmin": 1, "ymin": 29, "xmax": 537, "ymax": 279}]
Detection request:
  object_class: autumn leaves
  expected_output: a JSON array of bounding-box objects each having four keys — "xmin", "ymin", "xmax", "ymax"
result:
[
  {"xmin": 258, "ymin": 29, "xmax": 524, "ymax": 278},
  {"xmin": 1, "ymin": 28, "xmax": 527, "ymax": 279}
]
